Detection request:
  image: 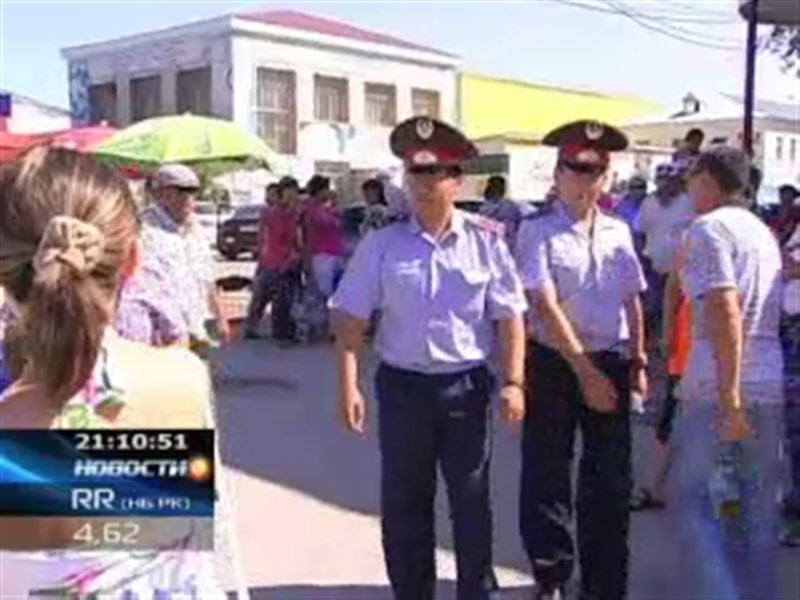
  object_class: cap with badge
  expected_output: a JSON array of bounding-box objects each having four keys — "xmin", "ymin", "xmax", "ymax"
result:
[
  {"xmin": 543, "ymin": 120, "xmax": 629, "ymax": 175},
  {"xmin": 390, "ymin": 116, "xmax": 478, "ymax": 169},
  {"xmin": 155, "ymin": 163, "xmax": 200, "ymax": 190}
]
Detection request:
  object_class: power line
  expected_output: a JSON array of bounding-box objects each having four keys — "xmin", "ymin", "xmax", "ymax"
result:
[
  {"xmin": 603, "ymin": 0, "xmax": 742, "ymax": 45},
  {"xmin": 552, "ymin": 0, "xmax": 737, "ymax": 24},
  {"xmin": 552, "ymin": 0, "xmax": 742, "ymax": 51}
]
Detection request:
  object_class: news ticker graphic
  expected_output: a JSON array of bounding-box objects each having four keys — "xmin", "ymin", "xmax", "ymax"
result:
[
  {"xmin": 0, "ymin": 430, "xmax": 215, "ymax": 517},
  {"xmin": 0, "ymin": 516, "xmax": 214, "ymax": 551}
]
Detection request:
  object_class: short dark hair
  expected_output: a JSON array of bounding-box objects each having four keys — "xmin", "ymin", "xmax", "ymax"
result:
[
  {"xmin": 686, "ymin": 128, "xmax": 705, "ymax": 142},
  {"xmin": 484, "ymin": 175, "xmax": 506, "ymax": 198},
  {"xmin": 277, "ymin": 176, "xmax": 300, "ymax": 196},
  {"xmin": 306, "ymin": 175, "xmax": 331, "ymax": 198},
  {"xmin": 779, "ymin": 184, "xmax": 799, "ymax": 199},
  {"xmin": 362, "ymin": 178, "xmax": 382, "ymax": 192},
  {"xmin": 691, "ymin": 146, "xmax": 750, "ymax": 202},
  {"xmin": 362, "ymin": 178, "xmax": 386, "ymax": 205},
  {"xmin": 266, "ymin": 183, "xmax": 279, "ymax": 192}
]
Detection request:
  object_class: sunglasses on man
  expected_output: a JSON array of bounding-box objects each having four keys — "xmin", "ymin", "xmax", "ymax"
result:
[
  {"xmin": 559, "ymin": 160, "xmax": 606, "ymax": 177},
  {"xmin": 407, "ymin": 164, "xmax": 463, "ymax": 178}
]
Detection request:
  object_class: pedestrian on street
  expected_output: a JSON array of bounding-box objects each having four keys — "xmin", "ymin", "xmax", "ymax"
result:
[
  {"xmin": 672, "ymin": 146, "xmax": 784, "ymax": 598},
  {"xmin": 479, "ymin": 175, "xmax": 522, "ymax": 251},
  {"xmin": 515, "ymin": 120, "xmax": 648, "ymax": 600},
  {"xmin": 302, "ymin": 175, "xmax": 345, "ymax": 340},
  {"xmin": 634, "ymin": 162, "xmax": 693, "ymax": 337},
  {"xmin": 243, "ymin": 177, "xmax": 302, "ymax": 344},
  {"xmin": 139, "ymin": 164, "xmax": 231, "ymax": 354},
  {"xmin": 331, "ymin": 116, "xmax": 528, "ymax": 600}
]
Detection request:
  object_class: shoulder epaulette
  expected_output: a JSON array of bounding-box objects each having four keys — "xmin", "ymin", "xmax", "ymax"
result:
[{"xmin": 468, "ymin": 213, "xmax": 505, "ymax": 235}]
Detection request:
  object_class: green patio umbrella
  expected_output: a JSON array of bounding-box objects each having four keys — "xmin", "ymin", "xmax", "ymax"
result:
[{"xmin": 93, "ymin": 114, "xmax": 281, "ymax": 175}]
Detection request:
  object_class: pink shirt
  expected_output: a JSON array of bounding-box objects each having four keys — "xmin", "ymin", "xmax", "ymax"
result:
[
  {"xmin": 259, "ymin": 205, "xmax": 300, "ymax": 271},
  {"xmin": 303, "ymin": 201, "xmax": 343, "ymax": 256}
]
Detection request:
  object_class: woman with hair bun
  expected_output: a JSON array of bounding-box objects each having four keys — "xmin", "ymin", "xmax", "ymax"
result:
[{"xmin": 0, "ymin": 148, "xmax": 240, "ymax": 598}]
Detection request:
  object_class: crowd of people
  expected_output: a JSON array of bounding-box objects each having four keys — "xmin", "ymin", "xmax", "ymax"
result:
[{"xmin": 0, "ymin": 112, "xmax": 797, "ymax": 599}]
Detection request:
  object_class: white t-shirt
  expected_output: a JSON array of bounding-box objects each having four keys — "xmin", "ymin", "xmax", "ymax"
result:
[
  {"xmin": 783, "ymin": 223, "xmax": 800, "ymax": 316},
  {"xmin": 678, "ymin": 206, "xmax": 784, "ymax": 404},
  {"xmin": 636, "ymin": 192, "xmax": 694, "ymax": 274}
]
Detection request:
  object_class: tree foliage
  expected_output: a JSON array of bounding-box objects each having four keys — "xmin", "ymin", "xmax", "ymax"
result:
[{"xmin": 764, "ymin": 26, "xmax": 800, "ymax": 78}]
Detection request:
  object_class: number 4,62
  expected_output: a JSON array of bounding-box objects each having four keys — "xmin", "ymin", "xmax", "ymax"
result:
[{"xmin": 73, "ymin": 521, "xmax": 141, "ymax": 547}]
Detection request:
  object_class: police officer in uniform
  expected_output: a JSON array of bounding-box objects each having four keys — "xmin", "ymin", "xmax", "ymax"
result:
[
  {"xmin": 331, "ymin": 116, "xmax": 528, "ymax": 600},
  {"xmin": 515, "ymin": 121, "xmax": 648, "ymax": 600}
]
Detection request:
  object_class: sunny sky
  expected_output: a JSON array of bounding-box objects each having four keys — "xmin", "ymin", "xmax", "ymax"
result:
[{"xmin": 1, "ymin": 0, "xmax": 797, "ymax": 111}]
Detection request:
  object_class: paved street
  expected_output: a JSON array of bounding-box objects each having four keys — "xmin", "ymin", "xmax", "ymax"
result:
[{"xmin": 209, "ymin": 332, "xmax": 799, "ymax": 600}]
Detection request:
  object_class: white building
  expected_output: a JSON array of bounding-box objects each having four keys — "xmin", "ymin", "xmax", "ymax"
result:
[
  {"xmin": 0, "ymin": 90, "xmax": 71, "ymax": 134},
  {"xmin": 623, "ymin": 93, "xmax": 800, "ymax": 202},
  {"xmin": 61, "ymin": 9, "xmax": 460, "ymax": 199}
]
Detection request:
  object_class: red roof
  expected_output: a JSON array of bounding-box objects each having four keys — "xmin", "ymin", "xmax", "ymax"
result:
[{"xmin": 238, "ymin": 9, "xmax": 454, "ymax": 58}]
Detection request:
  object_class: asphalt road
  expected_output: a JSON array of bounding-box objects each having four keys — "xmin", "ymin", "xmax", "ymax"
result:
[{"xmin": 210, "ymin": 337, "xmax": 800, "ymax": 599}]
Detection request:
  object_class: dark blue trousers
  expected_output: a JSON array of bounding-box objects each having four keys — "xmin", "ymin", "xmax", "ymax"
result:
[
  {"xmin": 520, "ymin": 342, "xmax": 632, "ymax": 600},
  {"xmin": 376, "ymin": 363, "xmax": 495, "ymax": 600}
]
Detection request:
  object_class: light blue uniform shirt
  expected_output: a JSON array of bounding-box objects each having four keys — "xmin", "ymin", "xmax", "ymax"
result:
[
  {"xmin": 479, "ymin": 197, "xmax": 522, "ymax": 250},
  {"xmin": 331, "ymin": 209, "xmax": 527, "ymax": 374},
  {"xmin": 516, "ymin": 201, "xmax": 647, "ymax": 352}
]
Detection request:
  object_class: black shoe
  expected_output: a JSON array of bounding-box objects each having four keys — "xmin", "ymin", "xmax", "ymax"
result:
[{"xmin": 243, "ymin": 330, "xmax": 262, "ymax": 340}]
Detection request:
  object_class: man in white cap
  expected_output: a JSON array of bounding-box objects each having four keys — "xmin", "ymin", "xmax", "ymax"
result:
[{"xmin": 140, "ymin": 163, "xmax": 230, "ymax": 352}]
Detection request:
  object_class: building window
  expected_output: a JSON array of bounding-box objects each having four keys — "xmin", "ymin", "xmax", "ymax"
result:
[
  {"xmin": 365, "ymin": 83, "xmax": 396, "ymax": 126},
  {"xmin": 177, "ymin": 67, "xmax": 211, "ymax": 116},
  {"xmin": 790, "ymin": 138, "xmax": 797, "ymax": 163},
  {"xmin": 130, "ymin": 75, "xmax": 161, "ymax": 123},
  {"xmin": 255, "ymin": 68, "xmax": 297, "ymax": 155},
  {"xmin": 89, "ymin": 83, "xmax": 117, "ymax": 125},
  {"xmin": 314, "ymin": 75, "xmax": 349, "ymax": 122},
  {"xmin": 412, "ymin": 89, "xmax": 440, "ymax": 119},
  {"xmin": 776, "ymin": 136, "xmax": 784, "ymax": 161}
]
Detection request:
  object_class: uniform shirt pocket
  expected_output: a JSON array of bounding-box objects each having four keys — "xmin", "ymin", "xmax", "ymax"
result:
[{"xmin": 382, "ymin": 261, "xmax": 427, "ymax": 312}]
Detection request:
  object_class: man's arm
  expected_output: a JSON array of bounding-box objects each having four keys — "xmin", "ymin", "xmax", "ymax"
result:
[
  {"xmin": 531, "ymin": 287, "xmax": 592, "ymax": 369},
  {"xmin": 497, "ymin": 316, "xmax": 525, "ymax": 385},
  {"xmin": 624, "ymin": 293, "xmax": 647, "ymax": 398},
  {"xmin": 333, "ymin": 310, "xmax": 370, "ymax": 434},
  {"xmin": 531, "ymin": 286, "xmax": 618, "ymax": 412},
  {"xmin": 705, "ymin": 288, "xmax": 742, "ymax": 412}
]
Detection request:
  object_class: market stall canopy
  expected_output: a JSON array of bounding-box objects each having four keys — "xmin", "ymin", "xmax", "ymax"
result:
[
  {"xmin": 92, "ymin": 114, "xmax": 280, "ymax": 176},
  {"xmin": 0, "ymin": 131, "xmax": 49, "ymax": 162},
  {"xmin": 739, "ymin": 0, "xmax": 800, "ymax": 24},
  {"xmin": 49, "ymin": 122, "xmax": 117, "ymax": 151}
]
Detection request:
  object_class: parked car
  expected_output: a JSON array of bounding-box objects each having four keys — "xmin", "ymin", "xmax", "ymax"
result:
[
  {"xmin": 194, "ymin": 201, "xmax": 230, "ymax": 249},
  {"xmin": 217, "ymin": 204, "xmax": 263, "ymax": 260}
]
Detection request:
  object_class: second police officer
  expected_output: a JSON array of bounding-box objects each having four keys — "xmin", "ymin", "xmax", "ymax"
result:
[
  {"xmin": 515, "ymin": 120, "xmax": 648, "ymax": 600},
  {"xmin": 331, "ymin": 116, "xmax": 528, "ymax": 600}
]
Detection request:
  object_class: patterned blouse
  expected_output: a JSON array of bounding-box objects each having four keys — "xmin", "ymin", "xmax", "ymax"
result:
[{"xmin": 139, "ymin": 204, "xmax": 215, "ymax": 343}]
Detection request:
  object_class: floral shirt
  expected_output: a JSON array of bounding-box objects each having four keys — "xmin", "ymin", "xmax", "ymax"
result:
[
  {"xmin": 114, "ymin": 255, "xmax": 187, "ymax": 346},
  {"xmin": 139, "ymin": 204, "xmax": 215, "ymax": 342}
]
